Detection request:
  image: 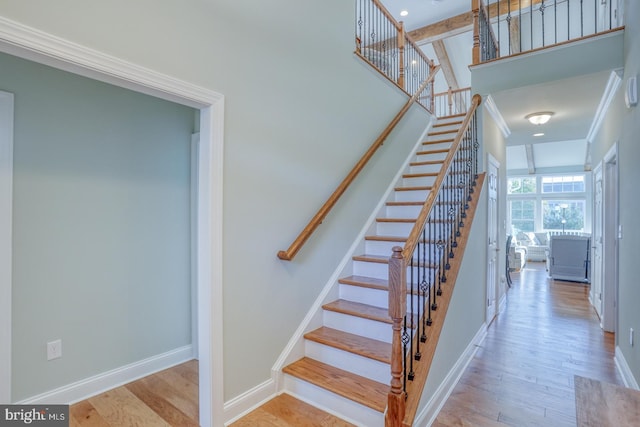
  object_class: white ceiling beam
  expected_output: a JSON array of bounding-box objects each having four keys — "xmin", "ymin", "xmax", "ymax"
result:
[{"xmin": 525, "ymin": 144, "xmax": 536, "ymax": 174}]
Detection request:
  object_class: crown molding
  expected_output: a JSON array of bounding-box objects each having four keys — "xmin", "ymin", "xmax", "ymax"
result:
[{"xmin": 484, "ymin": 95, "xmax": 511, "ymax": 138}]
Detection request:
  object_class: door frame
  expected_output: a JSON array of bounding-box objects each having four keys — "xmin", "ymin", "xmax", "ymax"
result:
[
  {"xmin": 0, "ymin": 91, "xmax": 14, "ymax": 404},
  {"xmin": 591, "ymin": 162, "xmax": 604, "ymax": 319},
  {"xmin": 486, "ymin": 153, "xmax": 500, "ymax": 323},
  {"xmin": 0, "ymin": 19, "xmax": 224, "ymax": 427},
  {"xmin": 601, "ymin": 142, "xmax": 619, "ymax": 333}
]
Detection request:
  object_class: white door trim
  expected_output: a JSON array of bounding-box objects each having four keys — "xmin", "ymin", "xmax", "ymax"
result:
[
  {"xmin": 486, "ymin": 153, "xmax": 500, "ymax": 324},
  {"xmin": 0, "ymin": 91, "xmax": 14, "ymax": 404},
  {"xmin": 602, "ymin": 142, "xmax": 619, "ymax": 333},
  {"xmin": 0, "ymin": 17, "xmax": 224, "ymax": 427}
]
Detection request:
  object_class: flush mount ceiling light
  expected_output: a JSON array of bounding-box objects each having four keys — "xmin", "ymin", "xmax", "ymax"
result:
[
  {"xmin": 400, "ymin": 10, "xmax": 409, "ymax": 17},
  {"xmin": 525, "ymin": 111, "xmax": 554, "ymax": 125}
]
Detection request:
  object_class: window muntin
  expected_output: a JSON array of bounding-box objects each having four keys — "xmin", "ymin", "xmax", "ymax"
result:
[
  {"xmin": 542, "ymin": 200, "xmax": 585, "ymax": 231},
  {"xmin": 541, "ymin": 175, "xmax": 585, "ymax": 193},
  {"xmin": 508, "ymin": 177, "xmax": 536, "ymax": 194},
  {"xmin": 510, "ymin": 200, "xmax": 535, "ymax": 232}
]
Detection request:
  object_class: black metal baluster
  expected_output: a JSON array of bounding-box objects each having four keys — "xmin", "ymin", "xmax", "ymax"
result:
[
  {"xmin": 580, "ymin": 0, "xmax": 584, "ymax": 37},
  {"xmin": 407, "ymin": 257, "xmax": 415, "ymax": 381},
  {"xmin": 519, "ymin": 0, "xmax": 523, "ymax": 53},
  {"xmin": 541, "ymin": 0, "xmax": 546, "ymax": 47},
  {"xmin": 554, "ymin": 0, "xmax": 558, "ymax": 44}
]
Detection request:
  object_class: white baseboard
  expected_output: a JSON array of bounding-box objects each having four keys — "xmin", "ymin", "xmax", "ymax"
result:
[
  {"xmin": 414, "ymin": 323, "xmax": 488, "ymax": 427},
  {"xmin": 16, "ymin": 345, "xmax": 193, "ymax": 405},
  {"xmin": 615, "ymin": 346, "xmax": 639, "ymax": 390},
  {"xmin": 223, "ymin": 379, "xmax": 276, "ymax": 426}
]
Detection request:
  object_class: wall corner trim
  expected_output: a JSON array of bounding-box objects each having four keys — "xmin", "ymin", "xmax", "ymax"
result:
[{"xmin": 615, "ymin": 346, "xmax": 640, "ymax": 390}]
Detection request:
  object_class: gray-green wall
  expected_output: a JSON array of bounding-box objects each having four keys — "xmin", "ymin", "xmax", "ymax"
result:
[
  {"xmin": 594, "ymin": 0, "xmax": 640, "ymax": 383},
  {"xmin": 0, "ymin": 1, "xmax": 432, "ymax": 401},
  {"xmin": 2, "ymin": 52, "xmax": 196, "ymax": 400}
]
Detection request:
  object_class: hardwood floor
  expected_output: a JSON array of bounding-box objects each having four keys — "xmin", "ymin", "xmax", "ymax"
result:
[
  {"xmin": 433, "ymin": 262, "xmax": 623, "ymax": 427},
  {"xmin": 70, "ymin": 262, "xmax": 622, "ymax": 426},
  {"xmin": 69, "ymin": 359, "xmax": 199, "ymax": 427}
]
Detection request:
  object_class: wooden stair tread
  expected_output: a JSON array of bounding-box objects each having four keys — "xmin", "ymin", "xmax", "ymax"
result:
[
  {"xmin": 323, "ymin": 299, "xmax": 392, "ymax": 324},
  {"xmin": 365, "ymin": 235, "xmax": 407, "ymax": 242},
  {"xmin": 438, "ymin": 112, "xmax": 466, "ymax": 119},
  {"xmin": 304, "ymin": 327, "xmax": 391, "ymax": 364},
  {"xmin": 433, "ymin": 120, "xmax": 462, "ymax": 128},
  {"xmin": 353, "ymin": 254, "xmax": 389, "ymax": 264},
  {"xmin": 403, "ymin": 172, "xmax": 438, "ymax": 178},
  {"xmin": 394, "ymin": 185, "xmax": 432, "ymax": 191},
  {"xmin": 422, "ymin": 138, "xmax": 454, "ymax": 145},
  {"xmin": 386, "ymin": 201, "xmax": 425, "ymax": 206},
  {"xmin": 283, "ymin": 357, "xmax": 388, "ymax": 413},
  {"xmin": 416, "ymin": 148, "xmax": 449, "ymax": 155},
  {"xmin": 428, "ymin": 129, "xmax": 458, "ymax": 136},
  {"xmin": 376, "ymin": 217, "xmax": 416, "ymax": 223},
  {"xmin": 338, "ymin": 275, "xmax": 389, "ymax": 290},
  {"xmin": 410, "ymin": 160, "xmax": 445, "ymax": 166}
]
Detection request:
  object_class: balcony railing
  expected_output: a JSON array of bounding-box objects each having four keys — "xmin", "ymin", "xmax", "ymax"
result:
[
  {"xmin": 355, "ymin": 0, "xmax": 438, "ymax": 111},
  {"xmin": 473, "ymin": 0, "xmax": 624, "ymax": 64}
]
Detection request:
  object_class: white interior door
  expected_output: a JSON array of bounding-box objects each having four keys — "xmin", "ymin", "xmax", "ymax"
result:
[
  {"xmin": 486, "ymin": 154, "xmax": 499, "ymax": 324},
  {"xmin": 592, "ymin": 164, "xmax": 604, "ymax": 319},
  {"xmin": 0, "ymin": 91, "xmax": 14, "ymax": 403}
]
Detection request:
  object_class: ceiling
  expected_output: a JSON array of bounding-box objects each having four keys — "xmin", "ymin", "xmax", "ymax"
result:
[{"xmin": 378, "ymin": 0, "xmax": 618, "ymax": 174}]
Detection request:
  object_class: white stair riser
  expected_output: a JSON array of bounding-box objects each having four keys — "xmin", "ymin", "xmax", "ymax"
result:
[
  {"xmin": 420, "ymin": 142, "xmax": 452, "ymax": 151},
  {"xmin": 385, "ymin": 205, "xmax": 422, "ymax": 218},
  {"xmin": 283, "ymin": 376, "xmax": 384, "ymax": 427},
  {"xmin": 415, "ymin": 152, "xmax": 447, "ymax": 162},
  {"xmin": 322, "ymin": 310, "xmax": 392, "ymax": 343},
  {"xmin": 409, "ymin": 163, "xmax": 442, "ymax": 174},
  {"xmin": 393, "ymin": 189, "xmax": 429, "ymax": 203},
  {"xmin": 339, "ymin": 284, "xmax": 428, "ymax": 310},
  {"xmin": 402, "ymin": 176, "xmax": 437, "ymax": 187},
  {"xmin": 376, "ymin": 221, "xmax": 415, "ymax": 235},
  {"xmin": 304, "ymin": 341, "xmax": 390, "ymax": 384}
]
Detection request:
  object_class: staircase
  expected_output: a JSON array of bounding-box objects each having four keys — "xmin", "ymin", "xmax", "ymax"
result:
[{"xmin": 282, "ymin": 113, "xmax": 467, "ymax": 426}]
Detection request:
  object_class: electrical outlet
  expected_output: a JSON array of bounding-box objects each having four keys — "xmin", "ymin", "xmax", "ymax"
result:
[
  {"xmin": 630, "ymin": 328, "xmax": 634, "ymax": 347},
  {"xmin": 47, "ymin": 339, "xmax": 62, "ymax": 361}
]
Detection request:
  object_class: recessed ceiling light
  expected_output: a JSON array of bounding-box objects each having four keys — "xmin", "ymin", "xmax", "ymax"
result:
[
  {"xmin": 533, "ymin": 133, "xmax": 545, "ymax": 137},
  {"xmin": 400, "ymin": 10, "xmax": 409, "ymax": 17}
]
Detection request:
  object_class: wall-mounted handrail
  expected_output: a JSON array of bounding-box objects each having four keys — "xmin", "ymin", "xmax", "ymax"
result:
[{"xmin": 277, "ymin": 69, "xmax": 440, "ymax": 261}]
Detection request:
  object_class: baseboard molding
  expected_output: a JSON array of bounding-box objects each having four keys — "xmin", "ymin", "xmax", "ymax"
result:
[
  {"xmin": 16, "ymin": 345, "xmax": 193, "ymax": 405},
  {"xmin": 615, "ymin": 346, "xmax": 639, "ymax": 390},
  {"xmin": 223, "ymin": 379, "xmax": 276, "ymax": 426},
  {"xmin": 415, "ymin": 323, "xmax": 488, "ymax": 427}
]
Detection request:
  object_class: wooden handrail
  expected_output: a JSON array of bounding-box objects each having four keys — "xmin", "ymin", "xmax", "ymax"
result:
[
  {"xmin": 401, "ymin": 94, "xmax": 482, "ymax": 262},
  {"xmin": 277, "ymin": 69, "xmax": 440, "ymax": 261}
]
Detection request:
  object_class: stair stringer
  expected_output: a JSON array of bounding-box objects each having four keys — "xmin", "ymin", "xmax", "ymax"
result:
[{"xmin": 270, "ymin": 118, "xmax": 436, "ymax": 409}]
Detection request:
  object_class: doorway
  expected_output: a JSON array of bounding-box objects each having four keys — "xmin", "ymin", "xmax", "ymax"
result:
[
  {"xmin": 0, "ymin": 22, "xmax": 224, "ymax": 427},
  {"xmin": 486, "ymin": 154, "xmax": 500, "ymax": 324}
]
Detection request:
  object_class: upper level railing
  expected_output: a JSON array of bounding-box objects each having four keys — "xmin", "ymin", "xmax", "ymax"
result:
[
  {"xmin": 355, "ymin": 0, "xmax": 438, "ymax": 111},
  {"xmin": 386, "ymin": 95, "xmax": 482, "ymax": 426},
  {"xmin": 434, "ymin": 87, "xmax": 472, "ymax": 118},
  {"xmin": 473, "ymin": 0, "xmax": 624, "ymax": 64}
]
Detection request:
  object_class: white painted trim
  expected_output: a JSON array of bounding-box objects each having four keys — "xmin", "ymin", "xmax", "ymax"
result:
[
  {"xmin": 190, "ymin": 133, "xmax": 200, "ymax": 360},
  {"xmin": 0, "ymin": 17, "xmax": 225, "ymax": 427},
  {"xmin": 16, "ymin": 345, "xmax": 193, "ymax": 405},
  {"xmin": 615, "ymin": 346, "xmax": 639, "ymax": 390},
  {"xmin": 586, "ymin": 69, "xmax": 623, "ymax": 144},
  {"xmin": 0, "ymin": 91, "xmax": 14, "ymax": 404},
  {"xmin": 223, "ymin": 379, "xmax": 276, "ymax": 426},
  {"xmin": 483, "ymin": 95, "xmax": 511, "ymax": 138},
  {"xmin": 271, "ymin": 118, "xmax": 435, "ymax": 383},
  {"xmin": 416, "ymin": 323, "xmax": 488, "ymax": 427}
]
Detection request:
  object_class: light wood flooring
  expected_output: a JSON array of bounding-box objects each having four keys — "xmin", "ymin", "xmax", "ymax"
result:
[
  {"xmin": 433, "ymin": 262, "xmax": 623, "ymax": 426},
  {"xmin": 69, "ymin": 359, "xmax": 199, "ymax": 426},
  {"xmin": 69, "ymin": 262, "xmax": 624, "ymax": 426}
]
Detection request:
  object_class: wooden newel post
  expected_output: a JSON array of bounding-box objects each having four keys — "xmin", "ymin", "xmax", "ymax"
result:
[
  {"xmin": 386, "ymin": 246, "xmax": 406, "ymax": 427},
  {"xmin": 397, "ymin": 22, "xmax": 405, "ymax": 90},
  {"xmin": 472, "ymin": 0, "xmax": 480, "ymax": 65},
  {"xmin": 429, "ymin": 60, "xmax": 436, "ymax": 113}
]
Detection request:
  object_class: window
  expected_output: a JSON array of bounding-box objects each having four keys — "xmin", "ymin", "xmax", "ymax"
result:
[
  {"xmin": 541, "ymin": 175, "xmax": 585, "ymax": 193},
  {"xmin": 542, "ymin": 200, "xmax": 585, "ymax": 231},
  {"xmin": 510, "ymin": 200, "xmax": 535, "ymax": 232},
  {"xmin": 508, "ymin": 177, "xmax": 536, "ymax": 194},
  {"xmin": 507, "ymin": 174, "xmax": 590, "ymax": 235}
]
